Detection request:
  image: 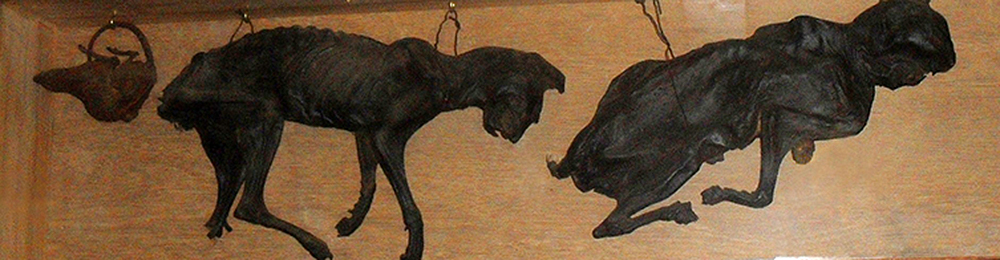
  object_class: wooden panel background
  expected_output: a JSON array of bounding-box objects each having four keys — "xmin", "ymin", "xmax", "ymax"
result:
[
  {"xmin": 1, "ymin": 5, "xmax": 53, "ymax": 260},
  {"xmin": 2, "ymin": 1, "xmax": 999, "ymax": 259}
]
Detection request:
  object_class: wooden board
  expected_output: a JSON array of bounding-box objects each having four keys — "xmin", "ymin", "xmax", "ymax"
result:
[
  {"xmin": 3, "ymin": 0, "xmax": 999, "ymax": 259},
  {"xmin": 5, "ymin": 0, "xmax": 615, "ymax": 27},
  {"xmin": 1, "ymin": 5, "xmax": 52, "ymax": 260}
]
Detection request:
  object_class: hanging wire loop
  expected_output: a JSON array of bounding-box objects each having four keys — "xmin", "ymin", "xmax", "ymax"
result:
[
  {"xmin": 433, "ymin": 3, "xmax": 461, "ymax": 56},
  {"xmin": 229, "ymin": 9, "xmax": 255, "ymax": 43},
  {"xmin": 635, "ymin": 0, "xmax": 688, "ymax": 124},
  {"xmin": 636, "ymin": 0, "xmax": 675, "ymax": 59}
]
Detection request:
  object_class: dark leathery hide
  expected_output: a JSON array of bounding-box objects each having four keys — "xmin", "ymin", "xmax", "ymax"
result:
[
  {"xmin": 33, "ymin": 22, "xmax": 157, "ymax": 122},
  {"xmin": 157, "ymin": 26, "xmax": 564, "ymax": 260},
  {"xmin": 548, "ymin": 0, "xmax": 955, "ymax": 238}
]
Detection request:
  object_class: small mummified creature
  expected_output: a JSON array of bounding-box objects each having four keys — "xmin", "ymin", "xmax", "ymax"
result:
[
  {"xmin": 33, "ymin": 22, "xmax": 156, "ymax": 122},
  {"xmin": 157, "ymin": 26, "xmax": 564, "ymax": 259},
  {"xmin": 548, "ymin": 0, "xmax": 955, "ymax": 238}
]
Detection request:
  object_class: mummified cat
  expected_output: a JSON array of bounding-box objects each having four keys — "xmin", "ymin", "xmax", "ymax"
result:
[{"xmin": 548, "ymin": 0, "xmax": 955, "ymax": 238}]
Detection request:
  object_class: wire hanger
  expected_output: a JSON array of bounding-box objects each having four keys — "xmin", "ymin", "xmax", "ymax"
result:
[
  {"xmin": 433, "ymin": 2, "xmax": 461, "ymax": 56},
  {"xmin": 635, "ymin": 0, "xmax": 688, "ymax": 124},
  {"xmin": 229, "ymin": 1, "xmax": 256, "ymax": 43},
  {"xmin": 636, "ymin": 0, "xmax": 675, "ymax": 59}
]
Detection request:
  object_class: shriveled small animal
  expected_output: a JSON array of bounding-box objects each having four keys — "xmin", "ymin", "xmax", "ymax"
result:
[
  {"xmin": 548, "ymin": 0, "xmax": 955, "ymax": 238},
  {"xmin": 157, "ymin": 26, "xmax": 564, "ymax": 259},
  {"xmin": 33, "ymin": 22, "xmax": 156, "ymax": 122}
]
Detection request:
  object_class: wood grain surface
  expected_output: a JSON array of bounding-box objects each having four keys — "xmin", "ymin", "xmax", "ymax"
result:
[
  {"xmin": 3, "ymin": 1, "xmax": 999, "ymax": 259},
  {"xmin": 4, "ymin": 0, "xmax": 616, "ymax": 27}
]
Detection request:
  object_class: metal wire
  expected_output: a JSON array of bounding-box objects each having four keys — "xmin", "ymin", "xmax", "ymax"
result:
[
  {"xmin": 637, "ymin": 0, "xmax": 675, "ymax": 59},
  {"xmin": 433, "ymin": 2, "xmax": 461, "ymax": 56},
  {"xmin": 636, "ymin": 0, "xmax": 688, "ymax": 124},
  {"xmin": 229, "ymin": 9, "xmax": 255, "ymax": 43}
]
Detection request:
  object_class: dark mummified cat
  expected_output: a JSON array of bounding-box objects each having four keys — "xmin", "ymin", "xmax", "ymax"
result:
[
  {"xmin": 548, "ymin": 0, "xmax": 955, "ymax": 238},
  {"xmin": 158, "ymin": 26, "xmax": 564, "ymax": 259}
]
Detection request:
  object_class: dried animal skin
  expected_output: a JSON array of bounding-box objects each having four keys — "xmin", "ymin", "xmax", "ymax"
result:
[
  {"xmin": 548, "ymin": 0, "xmax": 955, "ymax": 238},
  {"xmin": 33, "ymin": 22, "xmax": 156, "ymax": 122},
  {"xmin": 158, "ymin": 26, "xmax": 564, "ymax": 260}
]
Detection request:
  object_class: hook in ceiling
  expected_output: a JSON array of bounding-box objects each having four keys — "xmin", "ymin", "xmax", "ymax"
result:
[{"xmin": 109, "ymin": 0, "xmax": 125, "ymax": 25}]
